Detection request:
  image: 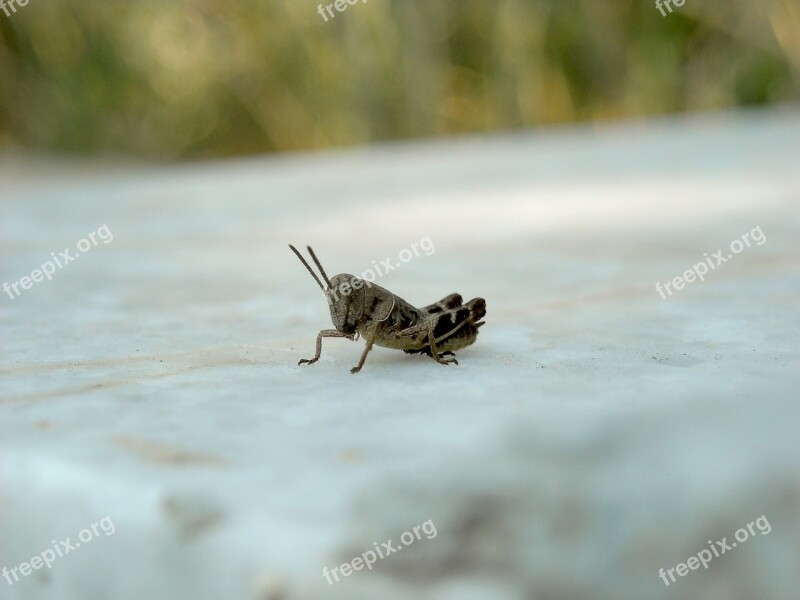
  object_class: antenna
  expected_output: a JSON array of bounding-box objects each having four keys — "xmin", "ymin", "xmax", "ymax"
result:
[
  {"xmin": 306, "ymin": 246, "xmax": 332, "ymax": 288},
  {"xmin": 289, "ymin": 244, "xmax": 326, "ymax": 291}
]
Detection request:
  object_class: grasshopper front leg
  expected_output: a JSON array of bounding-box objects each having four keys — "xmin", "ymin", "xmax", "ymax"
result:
[
  {"xmin": 299, "ymin": 329, "xmax": 355, "ymax": 366},
  {"xmin": 350, "ymin": 330, "xmax": 377, "ymax": 374}
]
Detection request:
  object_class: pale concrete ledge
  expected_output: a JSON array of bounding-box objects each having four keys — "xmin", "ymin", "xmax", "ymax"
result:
[{"xmin": 1, "ymin": 109, "xmax": 798, "ymax": 600}]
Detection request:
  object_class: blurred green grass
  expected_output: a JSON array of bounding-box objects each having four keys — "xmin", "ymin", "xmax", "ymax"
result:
[{"xmin": 0, "ymin": 0, "xmax": 798, "ymax": 160}]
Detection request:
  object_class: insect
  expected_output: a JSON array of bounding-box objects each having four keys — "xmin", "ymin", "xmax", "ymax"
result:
[{"xmin": 289, "ymin": 245, "xmax": 486, "ymax": 373}]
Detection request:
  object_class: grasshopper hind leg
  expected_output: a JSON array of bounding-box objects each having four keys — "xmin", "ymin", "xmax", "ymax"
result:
[
  {"xmin": 406, "ymin": 297, "xmax": 486, "ymax": 366},
  {"xmin": 425, "ymin": 320, "xmax": 459, "ymax": 366},
  {"xmin": 435, "ymin": 350, "xmax": 459, "ymax": 365}
]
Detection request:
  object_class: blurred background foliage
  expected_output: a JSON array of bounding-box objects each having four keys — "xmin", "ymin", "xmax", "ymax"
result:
[{"xmin": 0, "ymin": 0, "xmax": 798, "ymax": 160}]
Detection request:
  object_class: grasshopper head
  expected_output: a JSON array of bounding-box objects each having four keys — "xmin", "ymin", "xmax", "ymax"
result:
[
  {"xmin": 326, "ymin": 274, "xmax": 365, "ymax": 333},
  {"xmin": 289, "ymin": 245, "xmax": 365, "ymax": 334}
]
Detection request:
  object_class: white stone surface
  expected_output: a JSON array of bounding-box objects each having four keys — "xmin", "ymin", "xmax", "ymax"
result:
[{"xmin": 1, "ymin": 110, "xmax": 799, "ymax": 600}]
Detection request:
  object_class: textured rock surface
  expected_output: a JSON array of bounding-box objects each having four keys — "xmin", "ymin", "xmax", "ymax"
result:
[{"xmin": 1, "ymin": 110, "xmax": 799, "ymax": 599}]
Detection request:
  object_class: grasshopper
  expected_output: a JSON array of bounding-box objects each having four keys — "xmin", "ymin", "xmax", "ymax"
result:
[{"xmin": 289, "ymin": 245, "xmax": 486, "ymax": 373}]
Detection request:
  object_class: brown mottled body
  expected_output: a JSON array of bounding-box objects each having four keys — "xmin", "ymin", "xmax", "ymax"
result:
[{"xmin": 289, "ymin": 245, "xmax": 486, "ymax": 373}]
